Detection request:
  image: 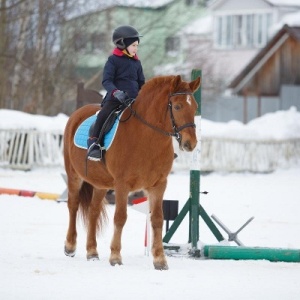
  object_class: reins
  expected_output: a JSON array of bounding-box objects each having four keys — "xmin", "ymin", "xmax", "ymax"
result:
[{"xmin": 125, "ymin": 92, "xmax": 196, "ymax": 144}]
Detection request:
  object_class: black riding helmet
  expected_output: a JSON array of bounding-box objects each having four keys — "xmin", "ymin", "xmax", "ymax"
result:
[{"xmin": 112, "ymin": 25, "xmax": 143, "ymax": 50}]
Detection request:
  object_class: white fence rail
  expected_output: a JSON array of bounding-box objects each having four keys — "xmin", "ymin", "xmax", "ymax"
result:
[
  {"xmin": 0, "ymin": 129, "xmax": 63, "ymax": 170},
  {"xmin": 174, "ymin": 137, "xmax": 300, "ymax": 173},
  {"xmin": 200, "ymin": 137, "xmax": 300, "ymax": 172},
  {"xmin": 1, "ymin": 129, "xmax": 300, "ymax": 172}
]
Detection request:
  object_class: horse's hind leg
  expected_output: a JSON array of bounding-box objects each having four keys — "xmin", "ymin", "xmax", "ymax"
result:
[
  {"xmin": 86, "ymin": 188, "xmax": 107, "ymax": 260},
  {"xmin": 147, "ymin": 180, "xmax": 169, "ymax": 270},
  {"xmin": 109, "ymin": 186, "xmax": 129, "ymax": 266},
  {"xmin": 64, "ymin": 175, "xmax": 82, "ymax": 257}
]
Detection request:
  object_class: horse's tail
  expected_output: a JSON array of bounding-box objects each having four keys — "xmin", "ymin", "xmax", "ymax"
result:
[{"xmin": 78, "ymin": 181, "xmax": 108, "ymax": 232}]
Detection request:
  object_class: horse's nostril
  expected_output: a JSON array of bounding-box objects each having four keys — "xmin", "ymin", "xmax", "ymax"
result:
[{"xmin": 184, "ymin": 141, "xmax": 192, "ymax": 151}]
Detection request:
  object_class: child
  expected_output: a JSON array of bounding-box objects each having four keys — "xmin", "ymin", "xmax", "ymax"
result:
[{"xmin": 87, "ymin": 25, "xmax": 145, "ymax": 161}]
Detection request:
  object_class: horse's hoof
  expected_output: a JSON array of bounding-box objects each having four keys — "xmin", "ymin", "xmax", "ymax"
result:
[
  {"xmin": 87, "ymin": 254, "xmax": 99, "ymax": 261},
  {"xmin": 64, "ymin": 246, "xmax": 76, "ymax": 257},
  {"xmin": 110, "ymin": 259, "xmax": 123, "ymax": 266},
  {"xmin": 153, "ymin": 262, "xmax": 169, "ymax": 270}
]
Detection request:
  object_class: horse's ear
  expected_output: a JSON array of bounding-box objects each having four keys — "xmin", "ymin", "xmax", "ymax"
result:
[
  {"xmin": 189, "ymin": 77, "xmax": 201, "ymax": 92},
  {"xmin": 171, "ymin": 75, "xmax": 182, "ymax": 89}
]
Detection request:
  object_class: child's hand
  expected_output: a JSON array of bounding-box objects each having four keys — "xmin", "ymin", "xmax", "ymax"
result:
[{"xmin": 113, "ymin": 90, "xmax": 128, "ymax": 103}]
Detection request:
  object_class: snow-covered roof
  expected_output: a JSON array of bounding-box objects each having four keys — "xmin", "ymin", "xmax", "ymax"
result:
[
  {"xmin": 267, "ymin": 0, "xmax": 300, "ymax": 6},
  {"xmin": 69, "ymin": 0, "xmax": 174, "ymax": 19},
  {"xmin": 269, "ymin": 11, "xmax": 300, "ymax": 35},
  {"xmin": 183, "ymin": 14, "xmax": 212, "ymax": 35},
  {"xmin": 115, "ymin": 0, "xmax": 174, "ymax": 7},
  {"xmin": 209, "ymin": 0, "xmax": 300, "ymax": 9},
  {"xmin": 77, "ymin": 0, "xmax": 173, "ymax": 8}
]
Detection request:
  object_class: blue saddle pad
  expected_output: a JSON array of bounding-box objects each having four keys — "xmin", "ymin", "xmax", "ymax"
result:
[{"xmin": 74, "ymin": 113, "xmax": 121, "ymax": 150}]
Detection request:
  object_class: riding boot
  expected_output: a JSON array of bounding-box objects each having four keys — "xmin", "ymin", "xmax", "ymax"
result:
[
  {"xmin": 87, "ymin": 98, "xmax": 121, "ymax": 162},
  {"xmin": 87, "ymin": 137, "xmax": 101, "ymax": 161}
]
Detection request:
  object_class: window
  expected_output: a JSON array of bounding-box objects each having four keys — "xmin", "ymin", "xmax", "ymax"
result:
[
  {"xmin": 165, "ymin": 36, "xmax": 180, "ymax": 56},
  {"xmin": 74, "ymin": 32, "xmax": 106, "ymax": 52},
  {"xmin": 74, "ymin": 33, "xmax": 88, "ymax": 51},
  {"xmin": 215, "ymin": 13, "xmax": 273, "ymax": 49},
  {"xmin": 91, "ymin": 33, "xmax": 106, "ymax": 51}
]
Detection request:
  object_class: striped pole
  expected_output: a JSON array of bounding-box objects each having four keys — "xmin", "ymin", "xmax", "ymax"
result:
[{"xmin": 0, "ymin": 187, "xmax": 60, "ymax": 201}]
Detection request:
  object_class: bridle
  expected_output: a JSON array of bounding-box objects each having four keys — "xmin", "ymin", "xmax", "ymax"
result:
[{"xmin": 126, "ymin": 91, "xmax": 196, "ymax": 145}]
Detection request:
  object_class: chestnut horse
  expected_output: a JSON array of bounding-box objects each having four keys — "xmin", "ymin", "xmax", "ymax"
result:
[{"xmin": 63, "ymin": 75, "xmax": 200, "ymax": 270}]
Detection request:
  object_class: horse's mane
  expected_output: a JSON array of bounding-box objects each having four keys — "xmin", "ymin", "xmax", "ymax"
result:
[{"xmin": 139, "ymin": 75, "xmax": 176, "ymax": 97}]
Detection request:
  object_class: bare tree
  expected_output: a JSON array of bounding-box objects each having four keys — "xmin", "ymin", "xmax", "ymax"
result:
[
  {"xmin": 11, "ymin": 0, "xmax": 33, "ymax": 110},
  {"xmin": 0, "ymin": 0, "xmax": 83, "ymax": 115}
]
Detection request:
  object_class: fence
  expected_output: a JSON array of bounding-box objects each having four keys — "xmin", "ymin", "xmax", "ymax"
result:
[
  {"xmin": 0, "ymin": 129, "xmax": 63, "ymax": 170},
  {"xmin": 1, "ymin": 129, "xmax": 300, "ymax": 172},
  {"xmin": 174, "ymin": 137, "xmax": 300, "ymax": 173}
]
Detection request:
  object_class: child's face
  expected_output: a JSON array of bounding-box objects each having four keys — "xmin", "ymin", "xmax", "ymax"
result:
[{"xmin": 127, "ymin": 41, "xmax": 139, "ymax": 56}]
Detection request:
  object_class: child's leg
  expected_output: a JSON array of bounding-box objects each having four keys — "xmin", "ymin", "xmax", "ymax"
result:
[{"xmin": 92, "ymin": 98, "xmax": 121, "ymax": 138}]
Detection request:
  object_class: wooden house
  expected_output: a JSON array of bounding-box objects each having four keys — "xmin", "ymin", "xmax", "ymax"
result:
[
  {"xmin": 229, "ymin": 25, "xmax": 300, "ymax": 122},
  {"xmin": 175, "ymin": 0, "xmax": 300, "ymax": 122}
]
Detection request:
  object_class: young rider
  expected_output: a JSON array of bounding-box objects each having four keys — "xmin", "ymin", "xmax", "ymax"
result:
[{"xmin": 87, "ymin": 25, "xmax": 145, "ymax": 161}]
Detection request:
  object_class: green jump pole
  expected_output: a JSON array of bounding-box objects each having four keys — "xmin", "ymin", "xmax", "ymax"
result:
[
  {"xmin": 188, "ymin": 69, "xmax": 202, "ymax": 256},
  {"xmin": 203, "ymin": 245, "xmax": 300, "ymax": 263}
]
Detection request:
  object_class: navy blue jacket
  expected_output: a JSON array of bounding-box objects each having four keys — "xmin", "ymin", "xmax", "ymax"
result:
[{"xmin": 102, "ymin": 48, "xmax": 145, "ymax": 103}]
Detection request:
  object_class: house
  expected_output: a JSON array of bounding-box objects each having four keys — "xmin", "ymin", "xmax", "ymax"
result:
[
  {"xmin": 229, "ymin": 24, "xmax": 300, "ymax": 123},
  {"xmin": 203, "ymin": 0, "xmax": 300, "ymax": 122},
  {"xmin": 156, "ymin": 0, "xmax": 300, "ymax": 122},
  {"xmin": 62, "ymin": 0, "xmax": 300, "ymax": 122},
  {"xmin": 61, "ymin": 0, "xmax": 205, "ymax": 90}
]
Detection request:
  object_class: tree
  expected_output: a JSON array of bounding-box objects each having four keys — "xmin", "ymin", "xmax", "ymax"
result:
[{"xmin": 0, "ymin": 0, "xmax": 84, "ymax": 115}]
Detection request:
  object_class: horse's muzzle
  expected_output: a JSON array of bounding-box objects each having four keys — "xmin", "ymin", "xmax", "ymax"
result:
[{"xmin": 180, "ymin": 139, "xmax": 197, "ymax": 152}]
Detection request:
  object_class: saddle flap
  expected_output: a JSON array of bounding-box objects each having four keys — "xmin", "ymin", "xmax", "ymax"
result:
[{"xmin": 74, "ymin": 112, "xmax": 123, "ymax": 150}]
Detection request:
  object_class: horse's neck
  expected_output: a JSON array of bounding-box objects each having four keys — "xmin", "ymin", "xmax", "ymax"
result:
[{"xmin": 135, "ymin": 90, "xmax": 172, "ymax": 131}]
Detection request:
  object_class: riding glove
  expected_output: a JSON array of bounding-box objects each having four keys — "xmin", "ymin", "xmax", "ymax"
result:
[{"xmin": 113, "ymin": 90, "xmax": 129, "ymax": 104}]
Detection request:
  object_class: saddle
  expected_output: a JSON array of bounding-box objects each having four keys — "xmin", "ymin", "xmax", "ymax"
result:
[
  {"xmin": 74, "ymin": 100, "xmax": 134, "ymax": 162},
  {"xmin": 89, "ymin": 108, "xmax": 120, "ymax": 144}
]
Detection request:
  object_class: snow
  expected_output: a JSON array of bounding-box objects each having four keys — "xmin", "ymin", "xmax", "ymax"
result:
[
  {"xmin": 202, "ymin": 106, "xmax": 300, "ymax": 141},
  {"xmin": 183, "ymin": 14, "xmax": 213, "ymax": 35},
  {"xmin": 2, "ymin": 106, "xmax": 300, "ymax": 141},
  {"xmin": 269, "ymin": 10, "xmax": 300, "ymax": 36},
  {"xmin": 1, "ymin": 167, "xmax": 300, "ymax": 299},
  {"xmin": 69, "ymin": 0, "xmax": 174, "ymax": 19},
  {"xmin": 268, "ymin": 0, "xmax": 300, "ymax": 6},
  {"xmin": 0, "ymin": 109, "xmax": 68, "ymax": 133},
  {"xmin": 0, "ymin": 108, "xmax": 300, "ymax": 299}
]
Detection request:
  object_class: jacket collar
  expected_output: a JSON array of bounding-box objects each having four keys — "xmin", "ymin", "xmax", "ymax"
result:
[{"xmin": 112, "ymin": 48, "xmax": 139, "ymax": 60}]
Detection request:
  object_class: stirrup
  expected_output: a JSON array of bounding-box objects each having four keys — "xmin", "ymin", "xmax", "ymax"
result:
[
  {"xmin": 87, "ymin": 142, "xmax": 103, "ymax": 161},
  {"xmin": 87, "ymin": 154, "xmax": 101, "ymax": 162}
]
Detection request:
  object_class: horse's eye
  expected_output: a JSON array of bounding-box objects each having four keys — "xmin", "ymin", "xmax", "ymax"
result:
[{"xmin": 174, "ymin": 104, "xmax": 181, "ymax": 111}]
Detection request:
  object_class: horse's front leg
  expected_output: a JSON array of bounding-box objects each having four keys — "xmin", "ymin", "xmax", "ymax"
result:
[
  {"xmin": 148, "ymin": 180, "xmax": 169, "ymax": 270},
  {"xmin": 109, "ymin": 187, "xmax": 128, "ymax": 266},
  {"xmin": 86, "ymin": 188, "xmax": 107, "ymax": 260}
]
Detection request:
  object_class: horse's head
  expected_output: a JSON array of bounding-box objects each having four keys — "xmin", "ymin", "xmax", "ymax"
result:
[{"xmin": 169, "ymin": 75, "xmax": 201, "ymax": 152}]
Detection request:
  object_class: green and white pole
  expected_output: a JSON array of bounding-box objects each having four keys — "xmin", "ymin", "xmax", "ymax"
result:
[{"xmin": 188, "ymin": 69, "xmax": 202, "ymax": 256}]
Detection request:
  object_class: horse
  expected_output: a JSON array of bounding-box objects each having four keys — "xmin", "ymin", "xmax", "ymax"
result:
[{"xmin": 63, "ymin": 75, "xmax": 201, "ymax": 270}]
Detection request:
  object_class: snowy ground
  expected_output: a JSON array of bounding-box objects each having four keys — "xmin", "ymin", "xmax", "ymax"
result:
[{"xmin": 1, "ymin": 166, "xmax": 300, "ymax": 300}]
